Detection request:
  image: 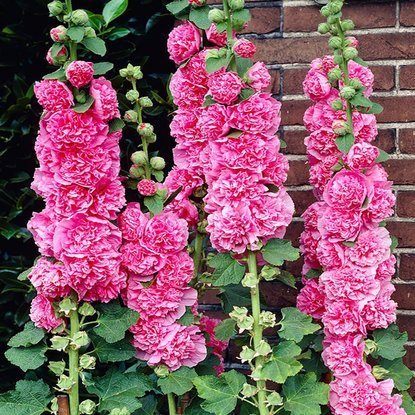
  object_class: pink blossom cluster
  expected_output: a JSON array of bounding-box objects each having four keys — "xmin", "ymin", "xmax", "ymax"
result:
[
  {"xmin": 119, "ymin": 203, "xmax": 207, "ymax": 370},
  {"xmin": 297, "ymin": 56, "xmax": 404, "ymax": 414},
  {"xmin": 28, "ymin": 61, "xmax": 126, "ymax": 330}
]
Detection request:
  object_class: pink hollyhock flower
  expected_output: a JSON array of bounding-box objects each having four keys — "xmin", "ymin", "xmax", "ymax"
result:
[
  {"xmin": 309, "ymin": 155, "xmax": 339, "ymax": 197},
  {"xmin": 34, "ymin": 80, "xmax": 74, "ymax": 111},
  {"xmin": 233, "ymin": 39, "xmax": 256, "ymax": 58},
  {"xmin": 167, "ymin": 22, "xmax": 201, "ymax": 64},
  {"xmin": 156, "ymin": 251, "xmax": 194, "ymax": 288},
  {"xmin": 228, "ymin": 93, "xmax": 281, "ymax": 136},
  {"xmin": 31, "ymin": 169, "xmax": 56, "ymax": 199},
  {"xmin": 46, "ymin": 45, "xmax": 68, "ymax": 65},
  {"xmin": 208, "ymin": 70, "xmax": 244, "ymax": 105},
  {"xmin": 27, "ymin": 209, "xmax": 57, "ymax": 257},
  {"xmin": 163, "ymin": 197, "xmax": 199, "ymax": 226},
  {"xmin": 347, "ymin": 37, "xmax": 359, "ymax": 48},
  {"xmin": 29, "ymin": 257, "xmax": 70, "ymax": 300},
  {"xmin": 246, "ymin": 62, "xmax": 271, "ymax": 92},
  {"xmin": 90, "ymin": 77, "xmax": 120, "ymax": 122},
  {"xmin": 170, "ymin": 109, "xmax": 204, "ymax": 145},
  {"xmin": 164, "ymin": 167, "xmax": 204, "ymax": 198},
  {"xmin": 302, "ymin": 202, "xmax": 325, "ymax": 231},
  {"xmin": 376, "ymin": 255, "xmax": 396, "ymax": 281},
  {"xmin": 30, "ymin": 295, "xmax": 63, "ymax": 331},
  {"xmin": 300, "ymin": 230, "xmax": 320, "ymax": 270},
  {"xmin": 262, "ymin": 152, "xmax": 289, "ymax": 187},
  {"xmin": 131, "ymin": 317, "xmax": 167, "ymax": 354},
  {"xmin": 305, "ymin": 127, "xmax": 338, "ymax": 160},
  {"xmin": 355, "ymin": 113, "xmax": 378, "ymax": 143},
  {"xmin": 137, "ymin": 179, "xmax": 157, "ymax": 196},
  {"xmin": 303, "ymin": 69, "xmax": 332, "ymax": 101},
  {"xmin": 365, "ymin": 164, "xmax": 388, "ymax": 182},
  {"xmin": 198, "ymin": 104, "xmax": 230, "ymax": 141},
  {"xmin": 318, "ymin": 206, "xmax": 362, "ymax": 242},
  {"xmin": 66, "ymin": 60, "xmax": 94, "ymax": 88},
  {"xmin": 347, "ymin": 142, "xmax": 380, "ymax": 170},
  {"xmin": 121, "ymin": 242, "xmax": 165, "ymax": 277},
  {"xmin": 50, "ymin": 25, "xmax": 67, "ymax": 42},
  {"xmin": 297, "ymin": 279, "xmax": 325, "ymax": 320},
  {"xmin": 363, "ymin": 181, "xmax": 395, "ymax": 224},
  {"xmin": 310, "ymin": 55, "xmax": 337, "ymax": 75},
  {"xmin": 118, "ymin": 202, "xmax": 149, "ymax": 241},
  {"xmin": 348, "ymin": 60, "xmax": 374, "ymax": 97},
  {"xmin": 316, "ymin": 239, "xmax": 344, "ymax": 270},
  {"xmin": 206, "ymin": 24, "xmax": 228, "ymax": 46}
]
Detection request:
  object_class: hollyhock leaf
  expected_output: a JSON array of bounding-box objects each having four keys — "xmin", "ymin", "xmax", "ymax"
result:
[
  {"xmin": 402, "ymin": 392, "xmax": 415, "ymax": 415},
  {"xmin": 73, "ymin": 95, "xmax": 95, "ymax": 113},
  {"xmin": 7, "ymin": 322, "xmax": 45, "ymax": 347},
  {"xmin": 166, "ymin": 0, "xmax": 189, "ymax": 16},
  {"xmin": 372, "ymin": 324, "xmax": 408, "ymax": 360},
  {"xmin": 235, "ymin": 57, "xmax": 252, "ymax": 78},
  {"xmin": 143, "ymin": 194, "xmax": 164, "ymax": 215},
  {"xmin": 0, "ymin": 380, "xmax": 52, "ymax": 415},
  {"xmin": 350, "ymin": 93, "xmax": 373, "ymax": 108},
  {"xmin": 301, "ymin": 350, "xmax": 328, "ymax": 377},
  {"xmin": 214, "ymin": 318, "xmax": 236, "ymax": 341},
  {"xmin": 193, "ymin": 370, "xmax": 245, "ymax": 415},
  {"xmin": 93, "ymin": 62, "xmax": 114, "ymax": 75},
  {"xmin": 353, "ymin": 57, "xmax": 368, "ymax": 67},
  {"xmin": 87, "ymin": 368, "xmax": 153, "ymax": 412},
  {"xmin": 203, "ymin": 95, "xmax": 217, "ymax": 107},
  {"xmin": 176, "ymin": 306, "xmax": 195, "ymax": 326},
  {"xmin": 391, "ymin": 235, "xmax": 399, "ymax": 252},
  {"xmin": 239, "ymin": 88, "xmax": 255, "ymax": 101},
  {"xmin": 91, "ymin": 334, "xmax": 136, "ymax": 363},
  {"xmin": 137, "ymin": 395, "xmax": 158, "ymax": 415},
  {"xmin": 206, "ymin": 56, "xmax": 231, "ymax": 74},
  {"xmin": 335, "ymin": 133, "xmax": 354, "ymax": 153},
  {"xmin": 278, "ymin": 308, "xmax": 320, "ymax": 343},
  {"xmin": 276, "ymin": 271, "xmax": 297, "ymax": 289},
  {"xmin": 82, "ymin": 37, "xmax": 107, "ymax": 56},
  {"xmin": 108, "ymin": 118, "xmax": 125, "ymax": 132},
  {"xmin": 5, "ymin": 344, "xmax": 47, "ymax": 371},
  {"xmin": 209, "ymin": 253, "xmax": 245, "ymax": 287},
  {"xmin": 366, "ymin": 101, "xmax": 383, "ymax": 114},
  {"xmin": 93, "ymin": 301, "xmax": 139, "ymax": 343},
  {"xmin": 67, "ymin": 26, "xmax": 85, "ymax": 43},
  {"xmin": 282, "ymin": 373, "xmax": 329, "ymax": 415},
  {"xmin": 375, "ymin": 148, "xmax": 389, "ymax": 163},
  {"xmin": 262, "ymin": 238, "xmax": 300, "ymax": 267},
  {"xmin": 219, "ymin": 285, "xmax": 251, "ymax": 313},
  {"xmin": 17, "ymin": 266, "xmax": 33, "ymax": 281},
  {"xmin": 108, "ymin": 27, "xmax": 130, "ymax": 40},
  {"xmin": 305, "ymin": 269, "xmax": 321, "ymax": 280},
  {"xmin": 189, "ymin": 6, "xmax": 211, "ymax": 30},
  {"xmin": 260, "ymin": 341, "xmax": 302, "ymax": 383},
  {"xmin": 378, "ymin": 358, "xmax": 414, "ymax": 391},
  {"xmin": 232, "ymin": 9, "xmax": 251, "ymax": 24},
  {"xmin": 280, "ymin": 138, "xmax": 287, "ymax": 149},
  {"xmin": 42, "ymin": 68, "xmax": 66, "ymax": 80},
  {"xmin": 103, "ymin": 0, "xmax": 128, "ymax": 25},
  {"xmin": 158, "ymin": 367, "xmax": 197, "ymax": 395}
]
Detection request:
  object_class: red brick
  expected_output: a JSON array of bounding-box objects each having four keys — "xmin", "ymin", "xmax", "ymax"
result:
[
  {"xmin": 400, "ymin": 129, "xmax": 415, "ymax": 154},
  {"xmin": 393, "ymin": 283, "xmax": 415, "ymax": 310},
  {"xmin": 400, "ymin": 65, "xmax": 415, "ymax": 90},
  {"xmin": 286, "ymin": 159, "xmax": 309, "ymax": 186},
  {"xmin": 384, "ymin": 159, "xmax": 415, "ymax": 185},
  {"xmin": 285, "ymin": 221, "xmax": 304, "ymax": 247},
  {"xmin": 400, "ymin": 254, "xmax": 415, "ymax": 281},
  {"xmin": 397, "ymin": 316, "xmax": 415, "ymax": 340},
  {"xmin": 374, "ymin": 96, "xmax": 415, "ymax": 123},
  {"xmin": 375, "ymin": 129, "xmax": 396, "ymax": 153},
  {"xmin": 284, "ymin": 3, "xmax": 396, "ymax": 32},
  {"xmin": 242, "ymin": 7, "xmax": 280, "ymax": 34},
  {"xmin": 387, "ymin": 221, "xmax": 415, "ymax": 248},
  {"xmin": 268, "ymin": 69, "xmax": 281, "ymax": 95},
  {"xmin": 371, "ymin": 66, "xmax": 395, "ymax": 92},
  {"xmin": 284, "ymin": 68, "xmax": 307, "ymax": 95},
  {"xmin": 397, "ymin": 192, "xmax": 415, "ymax": 218},
  {"xmin": 283, "ymin": 129, "xmax": 307, "ymax": 155},
  {"xmin": 400, "ymin": 1, "xmax": 415, "ymax": 27},
  {"xmin": 281, "ymin": 99, "xmax": 309, "ymax": 126},
  {"xmin": 261, "ymin": 282, "xmax": 297, "ymax": 308},
  {"xmin": 289, "ymin": 190, "xmax": 316, "ymax": 217}
]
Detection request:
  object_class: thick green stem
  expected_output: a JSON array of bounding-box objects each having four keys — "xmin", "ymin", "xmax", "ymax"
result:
[
  {"xmin": 222, "ymin": 0, "xmax": 233, "ymax": 44},
  {"xmin": 68, "ymin": 307, "xmax": 80, "ymax": 415},
  {"xmin": 247, "ymin": 251, "xmax": 268, "ymax": 415},
  {"xmin": 192, "ymin": 231, "xmax": 204, "ymax": 279},
  {"xmin": 167, "ymin": 393, "xmax": 176, "ymax": 415},
  {"xmin": 65, "ymin": 0, "xmax": 77, "ymax": 61}
]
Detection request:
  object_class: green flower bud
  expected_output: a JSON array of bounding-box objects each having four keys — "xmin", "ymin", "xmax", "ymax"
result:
[
  {"xmin": 259, "ymin": 311, "xmax": 276, "ymax": 328},
  {"xmin": 48, "ymin": 1, "xmax": 64, "ymax": 16},
  {"xmin": 146, "ymin": 133, "xmax": 157, "ymax": 143},
  {"xmin": 119, "ymin": 68, "xmax": 128, "ymax": 77},
  {"xmin": 331, "ymin": 99, "xmax": 344, "ymax": 111},
  {"xmin": 71, "ymin": 331, "xmax": 89, "ymax": 349},
  {"xmin": 320, "ymin": 5, "xmax": 331, "ymax": 17},
  {"xmin": 340, "ymin": 85, "xmax": 356, "ymax": 100},
  {"xmin": 328, "ymin": 67, "xmax": 342, "ymax": 82},
  {"xmin": 330, "ymin": 0, "xmax": 343, "ymax": 14},
  {"xmin": 131, "ymin": 151, "xmax": 147, "ymax": 166},
  {"xmin": 138, "ymin": 96, "xmax": 153, "ymax": 108},
  {"xmin": 328, "ymin": 36, "xmax": 343, "ymax": 50},
  {"xmin": 228, "ymin": 0, "xmax": 244, "ymax": 11},
  {"xmin": 241, "ymin": 383, "xmax": 257, "ymax": 398},
  {"xmin": 84, "ymin": 27, "xmax": 96, "ymax": 38},
  {"xmin": 332, "ymin": 120, "xmax": 349, "ymax": 136},
  {"xmin": 240, "ymin": 346, "xmax": 256, "ymax": 363},
  {"xmin": 80, "ymin": 354, "xmax": 96, "ymax": 370},
  {"xmin": 126, "ymin": 89, "xmax": 139, "ymax": 102},
  {"xmin": 154, "ymin": 364, "xmax": 170, "ymax": 378},
  {"xmin": 150, "ymin": 156, "xmax": 165, "ymax": 171},
  {"xmin": 230, "ymin": 306, "xmax": 248, "ymax": 321},
  {"xmin": 208, "ymin": 8, "xmax": 226, "ymax": 24},
  {"xmin": 138, "ymin": 122, "xmax": 154, "ymax": 137},
  {"xmin": 129, "ymin": 164, "xmax": 145, "ymax": 178},
  {"xmin": 51, "ymin": 397, "xmax": 59, "ymax": 415},
  {"xmin": 327, "ymin": 15, "xmax": 339, "ymax": 25},
  {"xmin": 133, "ymin": 66, "xmax": 143, "ymax": 80},
  {"xmin": 364, "ymin": 339, "xmax": 377, "ymax": 355},
  {"xmin": 48, "ymin": 44, "xmax": 68, "ymax": 65},
  {"xmin": 255, "ymin": 340, "xmax": 272, "ymax": 356},
  {"xmin": 349, "ymin": 78, "xmax": 362, "ymax": 90},
  {"xmin": 372, "ymin": 365, "xmax": 389, "ymax": 380},
  {"xmin": 260, "ymin": 265, "xmax": 279, "ymax": 281},
  {"xmin": 232, "ymin": 17, "xmax": 245, "ymax": 31},
  {"xmin": 59, "ymin": 297, "xmax": 77, "ymax": 315},
  {"xmin": 124, "ymin": 110, "xmax": 138, "ymax": 123},
  {"xmin": 48, "ymin": 360, "xmax": 66, "ymax": 375},
  {"xmin": 333, "ymin": 54, "xmax": 343, "ymax": 65},
  {"xmin": 78, "ymin": 303, "xmax": 96, "ymax": 316},
  {"xmin": 57, "ymin": 374, "xmax": 75, "ymax": 391},
  {"xmin": 79, "ymin": 400, "xmax": 97, "ymax": 415},
  {"xmin": 266, "ymin": 392, "xmax": 283, "ymax": 407},
  {"xmin": 241, "ymin": 272, "xmax": 257, "ymax": 288},
  {"xmin": 71, "ymin": 9, "xmax": 89, "ymax": 26},
  {"xmin": 110, "ymin": 408, "xmax": 130, "ymax": 415},
  {"xmin": 343, "ymin": 46, "xmax": 358, "ymax": 61},
  {"xmin": 317, "ymin": 23, "xmax": 330, "ymax": 34},
  {"xmin": 341, "ymin": 19, "xmax": 355, "ymax": 31}
]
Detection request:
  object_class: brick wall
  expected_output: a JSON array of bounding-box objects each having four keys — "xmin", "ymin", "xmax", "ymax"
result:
[{"xmin": 202, "ymin": 0, "xmax": 415, "ymax": 387}]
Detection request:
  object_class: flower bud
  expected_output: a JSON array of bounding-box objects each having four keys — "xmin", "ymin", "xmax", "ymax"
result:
[
  {"xmin": 79, "ymin": 400, "xmax": 96, "ymax": 415},
  {"xmin": 150, "ymin": 156, "xmax": 165, "ymax": 171},
  {"xmin": 332, "ymin": 120, "xmax": 349, "ymax": 136},
  {"xmin": 51, "ymin": 398, "xmax": 59, "ymax": 415},
  {"xmin": 137, "ymin": 179, "xmax": 157, "ymax": 197},
  {"xmin": 327, "ymin": 15, "xmax": 339, "ymax": 25},
  {"xmin": 259, "ymin": 311, "xmax": 276, "ymax": 328},
  {"xmin": 330, "ymin": 0, "xmax": 343, "ymax": 14},
  {"xmin": 328, "ymin": 67, "xmax": 342, "ymax": 82},
  {"xmin": 260, "ymin": 265, "xmax": 279, "ymax": 281},
  {"xmin": 328, "ymin": 36, "xmax": 342, "ymax": 50},
  {"xmin": 343, "ymin": 46, "xmax": 358, "ymax": 61},
  {"xmin": 124, "ymin": 110, "xmax": 138, "ymax": 123},
  {"xmin": 317, "ymin": 23, "xmax": 330, "ymax": 34},
  {"xmin": 340, "ymin": 85, "xmax": 356, "ymax": 100},
  {"xmin": 208, "ymin": 8, "xmax": 226, "ymax": 23},
  {"xmin": 189, "ymin": 0, "xmax": 206, "ymax": 6},
  {"xmin": 126, "ymin": 89, "xmax": 139, "ymax": 102},
  {"xmin": 240, "ymin": 346, "xmax": 256, "ymax": 363},
  {"xmin": 146, "ymin": 133, "xmax": 157, "ymax": 143},
  {"xmin": 57, "ymin": 375, "xmax": 74, "ymax": 391},
  {"xmin": 48, "ymin": 360, "xmax": 66, "ymax": 375},
  {"xmin": 154, "ymin": 364, "xmax": 170, "ymax": 378},
  {"xmin": 59, "ymin": 297, "xmax": 77, "ymax": 315},
  {"xmin": 241, "ymin": 272, "xmax": 257, "ymax": 288},
  {"xmin": 129, "ymin": 164, "xmax": 145, "ymax": 179},
  {"xmin": 333, "ymin": 54, "xmax": 343, "ymax": 65},
  {"xmin": 266, "ymin": 392, "xmax": 283, "ymax": 407},
  {"xmin": 131, "ymin": 151, "xmax": 147, "ymax": 166},
  {"xmin": 372, "ymin": 365, "xmax": 389, "ymax": 380},
  {"xmin": 137, "ymin": 122, "xmax": 154, "ymax": 137},
  {"xmin": 71, "ymin": 331, "xmax": 89, "ymax": 349},
  {"xmin": 349, "ymin": 78, "xmax": 362, "ymax": 90},
  {"xmin": 255, "ymin": 340, "xmax": 272, "ymax": 356},
  {"xmin": 320, "ymin": 5, "xmax": 331, "ymax": 17},
  {"xmin": 133, "ymin": 66, "xmax": 143, "ymax": 80},
  {"xmin": 241, "ymin": 383, "xmax": 257, "ymax": 398},
  {"xmin": 341, "ymin": 19, "xmax": 355, "ymax": 31},
  {"xmin": 50, "ymin": 25, "xmax": 67, "ymax": 42},
  {"xmin": 48, "ymin": 1, "xmax": 64, "ymax": 16},
  {"xmin": 84, "ymin": 27, "xmax": 97, "ymax": 38},
  {"xmin": 364, "ymin": 339, "xmax": 377, "ymax": 355},
  {"xmin": 47, "ymin": 45, "xmax": 68, "ymax": 66},
  {"xmin": 228, "ymin": 0, "xmax": 244, "ymax": 11},
  {"xmin": 138, "ymin": 96, "xmax": 153, "ymax": 108},
  {"xmin": 119, "ymin": 68, "xmax": 128, "ymax": 77},
  {"xmin": 231, "ymin": 17, "xmax": 245, "ymax": 31},
  {"xmin": 78, "ymin": 302, "xmax": 96, "ymax": 316},
  {"xmin": 80, "ymin": 354, "xmax": 96, "ymax": 370},
  {"xmin": 71, "ymin": 9, "xmax": 89, "ymax": 26},
  {"xmin": 331, "ymin": 99, "xmax": 344, "ymax": 111}
]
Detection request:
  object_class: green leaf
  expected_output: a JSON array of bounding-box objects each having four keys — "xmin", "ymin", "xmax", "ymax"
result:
[
  {"xmin": 278, "ymin": 308, "xmax": 320, "ymax": 343},
  {"xmin": 402, "ymin": 391, "xmax": 415, "ymax": 415},
  {"xmin": 350, "ymin": 93, "xmax": 373, "ymax": 108},
  {"xmin": 137, "ymin": 395, "xmax": 157, "ymax": 415},
  {"xmin": 91, "ymin": 334, "xmax": 136, "ymax": 363},
  {"xmin": 282, "ymin": 373, "xmax": 329, "ymax": 415},
  {"xmin": 107, "ymin": 27, "xmax": 130, "ymax": 40},
  {"xmin": 189, "ymin": 6, "xmax": 211, "ymax": 29},
  {"xmin": 67, "ymin": 26, "xmax": 85, "ymax": 42},
  {"xmin": 378, "ymin": 358, "xmax": 414, "ymax": 391},
  {"xmin": 7, "ymin": 322, "xmax": 45, "ymax": 347},
  {"xmin": 87, "ymin": 368, "xmax": 153, "ymax": 413},
  {"xmin": 203, "ymin": 95, "xmax": 217, "ymax": 107},
  {"xmin": 261, "ymin": 341, "xmax": 302, "ymax": 383},
  {"xmin": 193, "ymin": 370, "xmax": 245, "ymax": 415},
  {"xmin": 335, "ymin": 133, "xmax": 355, "ymax": 153},
  {"xmin": 239, "ymin": 88, "xmax": 255, "ymax": 101},
  {"xmin": 17, "ymin": 266, "xmax": 33, "ymax": 281},
  {"xmin": 372, "ymin": 324, "xmax": 408, "ymax": 360},
  {"xmin": 305, "ymin": 269, "xmax": 322, "ymax": 280},
  {"xmin": 176, "ymin": 307, "xmax": 195, "ymax": 326},
  {"xmin": 206, "ymin": 56, "xmax": 231, "ymax": 74},
  {"xmin": 42, "ymin": 68, "xmax": 66, "ymax": 80},
  {"xmin": 82, "ymin": 37, "xmax": 107, "ymax": 56},
  {"xmin": 158, "ymin": 367, "xmax": 197, "ymax": 395},
  {"xmin": 276, "ymin": 271, "xmax": 297, "ymax": 289},
  {"xmin": 103, "ymin": 0, "xmax": 129, "ymax": 25},
  {"xmin": 366, "ymin": 101, "xmax": 383, "ymax": 114},
  {"xmin": 166, "ymin": 0, "xmax": 189, "ymax": 15},
  {"xmin": 214, "ymin": 319, "xmax": 236, "ymax": 341},
  {"xmin": 93, "ymin": 62, "xmax": 114, "ymax": 75},
  {"xmin": 143, "ymin": 194, "xmax": 164, "ymax": 215},
  {"xmin": 5, "ymin": 344, "xmax": 47, "ymax": 371},
  {"xmin": 219, "ymin": 284, "xmax": 251, "ymax": 314},
  {"xmin": 262, "ymin": 238, "xmax": 300, "ymax": 267},
  {"xmin": 209, "ymin": 253, "xmax": 245, "ymax": 287},
  {"xmin": 108, "ymin": 118, "xmax": 125, "ymax": 133},
  {"xmin": 73, "ymin": 95, "xmax": 95, "ymax": 113},
  {"xmin": 93, "ymin": 301, "xmax": 139, "ymax": 343},
  {"xmin": 232, "ymin": 9, "xmax": 251, "ymax": 23},
  {"xmin": 391, "ymin": 235, "xmax": 399, "ymax": 251},
  {"xmin": 0, "ymin": 380, "xmax": 52, "ymax": 415},
  {"xmin": 235, "ymin": 57, "xmax": 252, "ymax": 78},
  {"xmin": 376, "ymin": 148, "xmax": 389, "ymax": 163},
  {"xmin": 301, "ymin": 350, "xmax": 329, "ymax": 377}
]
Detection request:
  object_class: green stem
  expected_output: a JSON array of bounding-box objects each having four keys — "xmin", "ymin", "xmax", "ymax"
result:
[
  {"xmin": 68, "ymin": 306, "xmax": 80, "ymax": 415},
  {"xmin": 192, "ymin": 231, "xmax": 204, "ymax": 279},
  {"xmin": 247, "ymin": 251, "xmax": 268, "ymax": 415},
  {"xmin": 65, "ymin": 0, "xmax": 77, "ymax": 61},
  {"xmin": 167, "ymin": 393, "xmax": 176, "ymax": 415},
  {"xmin": 222, "ymin": 0, "xmax": 233, "ymax": 43}
]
